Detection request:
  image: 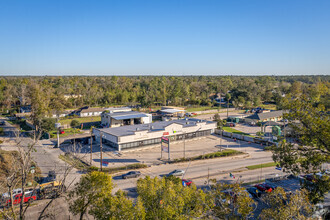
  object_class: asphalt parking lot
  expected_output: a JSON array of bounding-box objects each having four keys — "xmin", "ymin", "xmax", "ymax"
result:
[{"xmin": 59, "ymin": 133, "xmax": 271, "ymax": 169}]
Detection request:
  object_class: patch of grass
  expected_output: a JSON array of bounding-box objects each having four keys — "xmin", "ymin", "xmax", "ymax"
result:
[
  {"xmin": 59, "ymin": 116, "xmax": 101, "ymax": 126},
  {"xmin": 172, "ymin": 149, "xmax": 243, "ymax": 163},
  {"xmin": 186, "ymin": 106, "xmax": 220, "ymax": 112},
  {"xmin": 222, "ymin": 127, "xmax": 254, "ymax": 137},
  {"xmin": 260, "ymin": 104, "xmax": 277, "ymax": 110},
  {"xmin": 246, "ymin": 162, "xmax": 278, "ymax": 170},
  {"xmin": 59, "ymin": 153, "xmax": 89, "ymax": 170},
  {"xmin": 49, "ymin": 128, "xmax": 83, "ymax": 138}
]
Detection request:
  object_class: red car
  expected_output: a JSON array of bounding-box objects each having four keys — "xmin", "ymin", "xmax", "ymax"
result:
[
  {"xmin": 2, "ymin": 193, "xmax": 37, "ymax": 206},
  {"xmin": 182, "ymin": 179, "xmax": 193, "ymax": 186},
  {"xmin": 254, "ymin": 184, "xmax": 267, "ymax": 192}
]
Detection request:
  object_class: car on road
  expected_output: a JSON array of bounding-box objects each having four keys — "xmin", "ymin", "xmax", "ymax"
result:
[
  {"xmin": 166, "ymin": 170, "xmax": 185, "ymax": 177},
  {"xmin": 122, "ymin": 171, "xmax": 141, "ymax": 179},
  {"xmin": 0, "ymin": 121, "xmax": 5, "ymax": 126},
  {"xmin": 182, "ymin": 179, "xmax": 193, "ymax": 186}
]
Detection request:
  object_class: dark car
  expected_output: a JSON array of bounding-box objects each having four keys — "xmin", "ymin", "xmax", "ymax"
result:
[
  {"xmin": 247, "ymin": 187, "xmax": 262, "ymax": 198},
  {"xmin": 182, "ymin": 179, "xmax": 193, "ymax": 186},
  {"xmin": 0, "ymin": 121, "xmax": 5, "ymax": 126},
  {"xmin": 254, "ymin": 184, "xmax": 267, "ymax": 192},
  {"xmin": 122, "ymin": 171, "xmax": 141, "ymax": 179},
  {"xmin": 264, "ymin": 182, "xmax": 277, "ymax": 190}
]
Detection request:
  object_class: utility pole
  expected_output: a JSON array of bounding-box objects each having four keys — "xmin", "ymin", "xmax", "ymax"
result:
[
  {"xmin": 227, "ymin": 100, "xmax": 229, "ymax": 119},
  {"xmin": 73, "ymin": 128, "xmax": 76, "ymax": 153},
  {"xmin": 183, "ymin": 132, "xmax": 186, "ymax": 159},
  {"xmin": 55, "ymin": 122, "xmax": 61, "ymax": 148},
  {"xmin": 220, "ymin": 129, "xmax": 222, "ymax": 152},
  {"xmin": 260, "ymin": 163, "xmax": 263, "ymax": 182},
  {"xmin": 168, "ymin": 138, "xmax": 171, "ymax": 161},
  {"xmin": 100, "ymin": 131, "xmax": 103, "ymax": 171},
  {"xmin": 90, "ymin": 131, "xmax": 93, "ymax": 166},
  {"xmin": 160, "ymin": 141, "xmax": 162, "ymax": 159}
]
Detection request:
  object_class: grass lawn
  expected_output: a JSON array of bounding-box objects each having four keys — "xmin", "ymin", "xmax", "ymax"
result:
[
  {"xmin": 186, "ymin": 106, "xmax": 221, "ymax": 112},
  {"xmin": 59, "ymin": 116, "xmax": 101, "ymax": 125},
  {"xmin": 246, "ymin": 162, "xmax": 278, "ymax": 170},
  {"xmin": 49, "ymin": 128, "xmax": 83, "ymax": 138},
  {"xmin": 222, "ymin": 127, "xmax": 254, "ymax": 137},
  {"xmin": 260, "ymin": 104, "xmax": 277, "ymax": 110}
]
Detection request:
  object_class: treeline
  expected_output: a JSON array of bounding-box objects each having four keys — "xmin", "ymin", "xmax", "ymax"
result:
[{"xmin": 0, "ymin": 75, "xmax": 329, "ymax": 112}]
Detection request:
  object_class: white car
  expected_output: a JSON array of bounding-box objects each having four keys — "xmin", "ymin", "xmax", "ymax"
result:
[{"xmin": 167, "ymin": 169, "xmax": 185, "ymax": 177}]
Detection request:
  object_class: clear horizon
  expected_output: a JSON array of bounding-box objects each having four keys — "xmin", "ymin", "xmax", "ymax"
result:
[{"xmin": 1, "ymin": 0, "xmax": 330, "ymax": 75}]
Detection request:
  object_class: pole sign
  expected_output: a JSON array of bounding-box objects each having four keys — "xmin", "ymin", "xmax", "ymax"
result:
[{"xmin": 161, "ymin": 136, "xmax": 169, "ymax": 152}]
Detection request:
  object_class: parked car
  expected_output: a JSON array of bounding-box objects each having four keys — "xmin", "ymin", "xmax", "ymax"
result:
[
  {"xmin": 246, "ymin": 187, "xmax": 262, "ymax": 198},
  {"xmin": 264, "ymin": 182, "xmax": 277, "ymax": 190},
  {"xmin": 166, "ymin": 170, "xmax": 185, "ymax": 177},
  {"xmin": 0, "ymin": 121, "xmax": 5, "ymax": 126},
  {"xmin": 185, "ymin": 113, "xmax": 192, "ymax": 117},
  {"xmin": 1, "ymin": 193, "xmax": 37, "ymax": 207},
  {"xmin": 2, "ymin": 188, "xmax": 23, "ymax": 198},
  {"xmin": 122, "ymin": 171, "xmax": 141, "ymax": 179},
  {"xmin": 182, "ymin": 179, "xmax": 193, "ymax": 186},
  {"xmin": 254, "ymin": 184, "xmax": 268, "ymax": 192}
]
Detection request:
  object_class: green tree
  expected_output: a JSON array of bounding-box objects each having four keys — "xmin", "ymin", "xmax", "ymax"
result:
[
  {"xmin": 70, "ymin": 119, "xmax": 80, "ymax": 128},
  {"xmin": 137, "ymin": 176, "xmax": 214, "ymax": 219},
  {"xmin": 211, "ymin": 181, "xmax": 256, "ymax": 219},
  {"xmin": 89, "ymin": 190, "xmax": 145, "ymax": 220},
  {"xmin": 272, "ymin": 95, "xmax": 330, "ymax": 203},
  {"xmin": 41, "ymin": 118, "xmax": 56, "ymax": 132},
  {"xmin": 260, "ymin": 188, "xmax": 313, "ymax": 220},
  {"xmin": 68, "ymin": 171, "xmax": 114, "ymax": 220}
]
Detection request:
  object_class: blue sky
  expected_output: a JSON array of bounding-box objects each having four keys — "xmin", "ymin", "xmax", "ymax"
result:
[{"xmin": 0, "ymin": 0, "xmax": 329, "ymax": 75}]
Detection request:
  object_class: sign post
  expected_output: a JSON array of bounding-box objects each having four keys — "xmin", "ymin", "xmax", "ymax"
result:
[
  {"xmin": 55, "ymin": 123, "xmax": 61, "ymax": 148},
  {"xmin": 161, "ymin": 136, "xmax": 170, "ymax": 161}
]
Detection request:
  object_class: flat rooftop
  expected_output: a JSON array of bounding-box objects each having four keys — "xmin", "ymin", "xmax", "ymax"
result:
[
  {"xmin": 104, "ymin": 111, "xmax": 149, "ymax": 120},
  {"xmin": 99, "ymin": 118, "xmax": 216, "ymax": 137}
]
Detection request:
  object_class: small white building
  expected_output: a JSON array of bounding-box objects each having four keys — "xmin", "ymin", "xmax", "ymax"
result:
[
  {"xmin": 74, "ymin": 107, "xmax": 105, "ymax": 117},
  {"xmin": 93, "ymin": 118, "xmax": 216, "ymax": 151},
  {"xmin": 101, "ymin": 110, "xmax": 152, "ymax": 128}
]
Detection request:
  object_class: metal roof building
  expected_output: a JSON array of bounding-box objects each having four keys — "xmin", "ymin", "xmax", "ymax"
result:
[
  {"xmin": 245, "ymin": 110, "xmax": 285, "ymax": 122},
  {"xmin": 101, "ymin": 111, "xmax": 152, "ymax": 128},
  {"xmin": 93, "ymin": 118, "xmax": 216, "ymax": 151}
]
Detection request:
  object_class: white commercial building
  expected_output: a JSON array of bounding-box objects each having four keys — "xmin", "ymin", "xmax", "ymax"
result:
[
  {"xmin": 93, "ymin": 118, "xmax": 216, "ymax": 151},
  {"xmin": 101, "ymin": 109, "xmax": 152, "ymax": 128}
]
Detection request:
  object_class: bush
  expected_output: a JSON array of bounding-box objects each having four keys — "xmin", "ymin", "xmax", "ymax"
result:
[{"xmin": 70, "ymin": 119, "xmax": 80, "ymax": 128}]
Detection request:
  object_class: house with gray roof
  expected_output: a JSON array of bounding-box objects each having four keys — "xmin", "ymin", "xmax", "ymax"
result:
[{"xmin": 245, "ymin": 110, "xmax": 285, "ymax": 123}]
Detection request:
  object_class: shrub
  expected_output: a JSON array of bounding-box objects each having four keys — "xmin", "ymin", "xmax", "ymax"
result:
[{"xmin": 70, "ymin": 119, "xmax": 80, "ymax": 128}]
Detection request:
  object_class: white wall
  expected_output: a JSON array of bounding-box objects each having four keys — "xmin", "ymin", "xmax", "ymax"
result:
[
  {"xmin": 118, "ymin": 122, "xmax": 216, "ymax": 144},
  {"xmin": 141, "ymin": 114, "xmax": 152, "ymax": 124}
]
